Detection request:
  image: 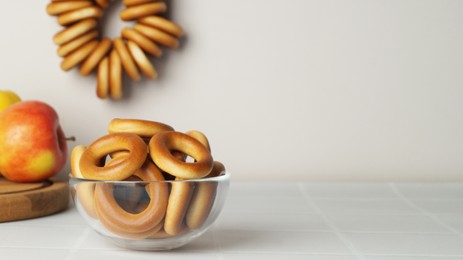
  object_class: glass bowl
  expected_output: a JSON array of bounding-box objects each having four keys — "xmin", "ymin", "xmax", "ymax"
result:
[{"xmin": 69, "ymin": 172, "xmax": 230, "ymax": 251}]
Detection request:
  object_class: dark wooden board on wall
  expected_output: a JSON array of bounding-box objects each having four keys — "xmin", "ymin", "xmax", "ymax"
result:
[{"xmin": 0, "ymin": 177, "xmax": 69, "ymax": 222}]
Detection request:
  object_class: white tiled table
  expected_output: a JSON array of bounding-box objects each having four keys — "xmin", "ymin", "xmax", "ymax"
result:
[{"xmin": 1, "ymin": 182, "xmax": 463, "ymax": 259}]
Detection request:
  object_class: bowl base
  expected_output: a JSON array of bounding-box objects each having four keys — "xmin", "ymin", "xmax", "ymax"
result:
[{"xmin": 100, "ymin": 231, "xmax": 205, "ymax": 251}]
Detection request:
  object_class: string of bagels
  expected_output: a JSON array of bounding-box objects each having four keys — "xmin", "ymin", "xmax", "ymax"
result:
[{"xmin": 47, "ymin": 0, "xmax": 183, "ymax": 100}]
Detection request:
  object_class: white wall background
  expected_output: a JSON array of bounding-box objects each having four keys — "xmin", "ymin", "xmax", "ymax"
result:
[{"xmin": 0, "ymin": 0, "xmax": 462, "ymax": 181}]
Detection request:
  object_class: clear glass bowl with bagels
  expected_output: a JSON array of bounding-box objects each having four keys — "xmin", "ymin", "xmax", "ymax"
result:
[{"xmin": 69, "ymin": 119, "xmax": 230, "ymax": 251}]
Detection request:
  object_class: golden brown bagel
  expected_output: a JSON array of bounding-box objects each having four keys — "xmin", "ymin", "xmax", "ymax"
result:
[
  {"xmin": 80, "ymin": 37, "xmax": 112, "ymax": 76},
  {"xmin": 57, "ymin": 6, "xmax": 103, "ymax": 26},
  {"xmin": 71, "ymin": 145, "xmax": 87, "ymax": 178},
  {"xmin": 53, "ymin": 18, "xmax": 98, "ymax": 45},
  {"xmin": 149, "ymin": 131, "xmax": 214, "ymax": 179},
  {"xmin": 108, "ymin": 118, "xmax": 174, "ymax": 139},
  {"xmin": 79, "ymin": 133, "xmax": 147, "ymax": 180},
  {"xmin": 46, "ymin": 1, "xmax": 93, "ymax": 16},
  {"xmin": 186, "ymin": 161, "xmax": 225, "ymax": 229},
  {"xmin": 138, "ymin": 16, "xmax": 184, "ymax": 37},
  {"xmin": 120, "ymin": 2, "xmax": 166, "ymax": 21},
  {"xmin": 96, "ymin": 56, "xmax": 109, "ymax": 99},
  {"xmin": 133, "ymin": 23, "xmax": 179, "ymax": 49},
  {"xmin": 71, "ymin": 145, "xmax": 98, "ymax": 219},
  {"xmin": 123, "ymin": 0, "xmax": 154, "ymax": 7},
  {"xmin": 186, "ymin": 130, "xmax": 211, "ymax": 152},
  {"xmin": 76, "ymin": 181, "xmax": 97, "ymax": 219},
  {"xmin": 127, "ymin": 40, "xmax": 158, "ymax": 79},
  {"xmin": 113, "ymin": 38, "xmax": 141, "ymax": 81},
  {"xmin": 60, "ymin": 40, "xmax": 98, "ymax": 71},
  {"xmin": 94, "ymin": 160, "xmax": 168, "ymax": 238},
  {"xmin": 164, "ymin": 180, "xmax": 193, "ymax": 235},
  {"xmin": 57, "ymin": 30, "xmax": 98, "ymax": 57},
  {"xmin": 109, "ymin": 49, "xmax": 123, "ymax": 100},
  {"xmin": 121, "ymin": 27, "xmax": 162, "ymax": 57}
]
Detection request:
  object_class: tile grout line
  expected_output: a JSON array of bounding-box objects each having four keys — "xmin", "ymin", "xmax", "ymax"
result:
[
  {"xmin": 211, "ymin": 224, "xmax": 226, "ymax": 260},
  {"xmin": 389, "ymin": 183, "xmax": 463, "ymax": 239},
  {"xmin": 362, "ymin": 252, "xmax": 463, "ymax": 258},
  {"xmin": 206, "ymin": 226, "xmax": 463, "ymax": 235},
  {"xmin": 297, "ymin": 182, "xmax": 367, "ymax": 260},
  {"xmin": 64, "ymin": 227, "xmax": 91, "ymax": 260}
]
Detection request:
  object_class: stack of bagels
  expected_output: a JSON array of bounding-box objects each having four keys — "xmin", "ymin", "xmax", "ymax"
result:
[
  {"xmin": 71, "ymin": 118, "xmax": 225, "ymax": 238},
  {"xmin": 46, "ymin": 0, "xmax": 183, "ymax": 100}
]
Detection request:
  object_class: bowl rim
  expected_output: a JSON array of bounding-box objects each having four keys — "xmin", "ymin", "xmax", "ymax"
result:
[{"xmin": 69, "ymin": 171, "xmax": 230, "ymax": 184}]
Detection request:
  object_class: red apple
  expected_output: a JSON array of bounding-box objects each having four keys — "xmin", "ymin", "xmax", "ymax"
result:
[{"xmin": 0, "ymin": 100, "xmax": 68, "ymax": 182}]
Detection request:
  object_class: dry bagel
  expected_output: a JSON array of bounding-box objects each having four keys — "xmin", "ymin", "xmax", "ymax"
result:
[{"xmin": 47, "ymin": 0, "xmax": 183, "ymax": 100}]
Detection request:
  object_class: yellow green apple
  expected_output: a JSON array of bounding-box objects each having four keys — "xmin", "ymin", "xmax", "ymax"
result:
[
  {"xmin": 0, "ymin": 100, "xmax": 68, "ymax": 182},
  {"xmin": 0, "ymin": 90, "xmax": 21, "ymax": 112}
]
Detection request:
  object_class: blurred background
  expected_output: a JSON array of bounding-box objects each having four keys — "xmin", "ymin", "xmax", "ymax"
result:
[{"xmin": 0, "ymin": 0, "xmax": 462, "ymax": 181}]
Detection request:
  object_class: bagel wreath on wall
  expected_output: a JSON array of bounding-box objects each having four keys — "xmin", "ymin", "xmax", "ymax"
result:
[{"xmin": 46, "ymin": 0, "xmax": 184, "ymax": 100}]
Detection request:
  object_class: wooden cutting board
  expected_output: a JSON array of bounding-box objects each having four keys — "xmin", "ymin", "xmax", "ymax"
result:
[{"xmin": 0, "ymin": 177, "xmax": 69, "ymax": 222}]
